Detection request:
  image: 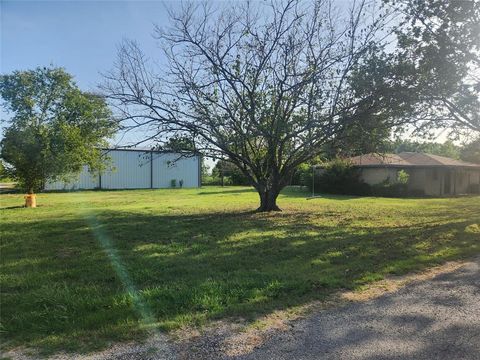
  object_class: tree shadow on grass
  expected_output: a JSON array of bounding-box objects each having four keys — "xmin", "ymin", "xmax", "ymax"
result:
[
  {"xmin": 198, "ymin": 188, "xmax": 256, "ymax": 195},
  {"xmin": 0, "ymin": 205, "xmax": 25, "ymax": 210},
  {"xmin": 1, "ymin": 205, "xmax": 479, "ymax": 355},
  {"xmin": 280, "ymin": 187, "xmax": 364, "ymax": 200},
  {"xmin": 196, "ymin": 186, "xmax": 361, "ymax": 200}
]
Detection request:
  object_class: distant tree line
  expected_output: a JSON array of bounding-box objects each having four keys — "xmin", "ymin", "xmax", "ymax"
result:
[
  {"xmin": 203, "ymin": 160, "xmax": 250, "ymax": 186},
  {"xmin": 383, "ymin": 139, "xmax": 480, "ymax": 164}
]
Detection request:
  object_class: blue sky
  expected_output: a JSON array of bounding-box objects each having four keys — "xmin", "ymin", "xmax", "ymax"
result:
[
  {"xmin": 0, "ymin": 0, "xmax": 452, "ymax": 148},
  {"xmin": 1, "ymin": 0, "xmax": 173, "ymax": 91},
  {"xmin": 1, "ymin": 0, "xmax": 182, "ymax": 146}
]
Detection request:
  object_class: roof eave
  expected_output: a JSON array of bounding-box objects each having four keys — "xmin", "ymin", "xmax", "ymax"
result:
[{"xmin": 351, "ymin": 164, "xmax": 480, "ymax": 169}]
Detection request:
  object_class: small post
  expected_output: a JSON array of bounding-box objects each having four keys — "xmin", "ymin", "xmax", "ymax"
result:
[
  {"xmin": 150, "ymin": 151, "xmax": 153, "ymax": 189},
  {"xmin": 312, "ymin": 165, "xmax": 315, "ymax": 197}
]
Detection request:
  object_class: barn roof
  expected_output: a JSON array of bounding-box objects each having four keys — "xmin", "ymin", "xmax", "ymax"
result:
[
  {"xmin": 347, "ymin": 152, "xmax": 480, "ymax": 169},
  {"xmin": 100, "ymin": 147, "xmax": 201, "ymax": 155}
]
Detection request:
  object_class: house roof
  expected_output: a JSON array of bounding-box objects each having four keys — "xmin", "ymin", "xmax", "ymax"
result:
[{"xmin": 347, "ymin": 152, "xmax": 480, "ymax": 169}]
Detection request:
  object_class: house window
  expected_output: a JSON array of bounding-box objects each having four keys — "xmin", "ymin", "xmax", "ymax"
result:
[{"xmin": 432, "ymin": 169, "xmax": 438, "ymax": 181}]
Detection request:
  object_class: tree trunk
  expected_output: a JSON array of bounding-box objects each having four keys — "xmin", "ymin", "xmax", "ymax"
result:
[{"xmin": 256, "ymin": 187, "xmax": 281, "ymax": 212}]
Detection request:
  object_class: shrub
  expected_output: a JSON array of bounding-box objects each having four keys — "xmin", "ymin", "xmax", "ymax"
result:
[
  {"xmin": 299, "ymin": 160, "xmax": 430, "ymax": 198},
  {"xmin": 170, "ymin": 179, "xmax": 177, "ymax": 188},
  {"xmin": 292, "ymin": 163, "xmax": 312, "ymax": 186},
  {"xmin": 313, "ymin": 159, "xmax": 370, "ymax": 196},
  {"xmin": 408, "ymin": 189, "xmax": 426, "ymax": 197},
  {"xmin": 397, "ymin": 170, "xmax": 409, "ymax": 184},
  {"xmin": 467, "ymin": 183, "xmax": 480, "ymax": 194},
  {"xmin": 369, "ymin": 170, "xmax": 411, "ymax": 197},
  {"xmin": 201, "ymin": 175, "xmax": 233, "ymax": 186},
  {"xmin": 371, "ymin": 181, "xmax": 408, "ymax": 197},
  {"xmin": 211, "ymin": 160, "xmax": 250, "ymax": 185}
]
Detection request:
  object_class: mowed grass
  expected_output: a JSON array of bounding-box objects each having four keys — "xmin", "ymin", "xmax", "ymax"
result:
[{"xmin": 1, "ymin": 187, "xmax": 479, "ymax": 354}]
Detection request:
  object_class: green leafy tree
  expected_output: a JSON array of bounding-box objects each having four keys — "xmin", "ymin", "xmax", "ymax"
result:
[
  {"xmin": 314, "ymin": 159, "xmax": 369, "ymax": 195},
  {"xmin": 385, "ymin": 139, "xmax": 461, "ymax": 159},
  {"xmin": 325, "ymin": 47, "xmax": 420, "ymax": 158},
  {"xmin": 201, "ymin": 162, "xmax": 210, "ymax": 178},
  {"xmin": 0, "ymin": 67, "xmax": 117, "ymax": 196},
  {"xmin": 460, "ymin": 138, "xmax": 480, "ymax": 164},
  {"xmin": 0, "ymin": 161, "xmax": 11, "ymax": 182},
  {"xmin": 388, "ymin": 0, "xmax": 480, "ymax": 135},
  {"xmin": 212, "ymin": 160, "xmax": 250, "ymax": 186},
  {"xmin": 157, "ymin": 135, "xmax": 196, "ymax": 152}
]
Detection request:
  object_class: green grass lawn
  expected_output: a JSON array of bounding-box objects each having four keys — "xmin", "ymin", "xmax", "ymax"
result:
[{"xmin": 1, "ymin": 187, "xmax": 479, "ymax": 354}]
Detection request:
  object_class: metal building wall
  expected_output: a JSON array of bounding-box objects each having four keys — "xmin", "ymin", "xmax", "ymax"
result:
[
  {"xmin": 101, "ymin": 150, "xmax": 151, "ymax": 189},
  {"xmin": 152, "ymin": 153, "xmax": 200, "ymax": 188},
  {"xmin": 45, "ymin": 149, "xmax": 200, "ymax": 190},
  {"xmin": 44, "ymin": 165, "xmax": 99, "ymax": 190}
]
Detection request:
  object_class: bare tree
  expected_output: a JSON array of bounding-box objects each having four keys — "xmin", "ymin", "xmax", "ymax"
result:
[{"xmin": 102, "ymin": 0, "xmax": 401, "ymax": 211}]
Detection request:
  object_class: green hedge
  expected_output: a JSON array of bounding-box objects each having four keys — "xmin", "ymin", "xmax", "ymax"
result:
[{"xmin": 297, "ymin": 160, "xmax": 425, "ymax": 197}]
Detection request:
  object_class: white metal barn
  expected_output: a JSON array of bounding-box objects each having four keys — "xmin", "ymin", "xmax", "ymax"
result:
[{"xmin": 45, "ymin": 148, "xmax": 201, "ymax": 190}]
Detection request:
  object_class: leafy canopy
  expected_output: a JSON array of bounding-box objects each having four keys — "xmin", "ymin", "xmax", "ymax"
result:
[
  {"xmin": 389, "ymin": 0, "xmax": 480, "ymax": 136},
  {"xmin": 0, "ymin": 67, "xmax": 117, "ymax": 193}
]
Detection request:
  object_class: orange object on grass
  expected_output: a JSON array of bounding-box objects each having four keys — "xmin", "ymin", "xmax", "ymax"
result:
[{"xmin": 24, "ymin": 194, "xmax": 37, "ymax": 208}]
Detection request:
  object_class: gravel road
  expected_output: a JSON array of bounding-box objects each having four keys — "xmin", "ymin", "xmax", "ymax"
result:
[{"xmin": 233, "ymin": 258, "xmax": 480, "ymax": 360}]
